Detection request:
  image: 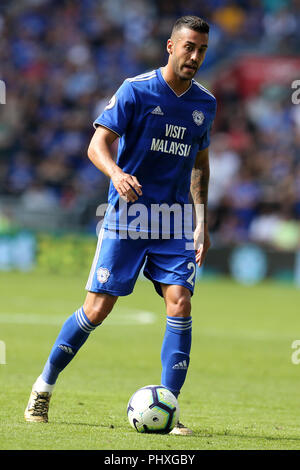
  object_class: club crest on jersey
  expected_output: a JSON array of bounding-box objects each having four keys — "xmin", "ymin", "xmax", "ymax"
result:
[
  {"xmin": 192, "ymin": 110, "xmax": 205, "ymax": 126},
  {"xmin": 105, "ymin": 94, "xmax": 116, "ymax": 110},
  {"xmin": 97, "ymin": 267, "xmax": 110, "ymax": 283}
]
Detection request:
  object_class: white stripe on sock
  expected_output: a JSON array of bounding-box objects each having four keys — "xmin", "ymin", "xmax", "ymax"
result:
[
  {"xmin": 167, "ymin": 318, "xmax": 192, "ymax": 331},
  {"xmin": 78, "ymin": 308, "xmax": 95, "ymax": 331},
  {"xmin": 75, "ymin": 309, "xmax": 94, "ymax": 334}
]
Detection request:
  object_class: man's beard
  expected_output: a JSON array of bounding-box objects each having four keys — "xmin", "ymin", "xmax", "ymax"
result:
[
  {"xmin": 174, "ymin": 60, "xmax": 197, "ymax": 80},
  {"xmin": 178, "ymin": 66, "xmax": 197, "ymax": 80}
]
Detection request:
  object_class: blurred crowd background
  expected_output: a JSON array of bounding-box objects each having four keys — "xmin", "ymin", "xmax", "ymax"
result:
[{"xmin": 0, "ymin": 0, "xmax": 300, "ymax": 251}]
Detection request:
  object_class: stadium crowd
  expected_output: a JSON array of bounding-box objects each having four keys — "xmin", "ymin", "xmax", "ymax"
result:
[{"xmin": 0, "ymin": 0, "xmax": 300, "ymax": 249}]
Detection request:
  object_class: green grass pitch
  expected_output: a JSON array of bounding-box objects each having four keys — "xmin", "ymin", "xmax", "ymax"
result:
[{"xmin": 0, "ymin": 271, "xmax": 300, "ymax": 450}]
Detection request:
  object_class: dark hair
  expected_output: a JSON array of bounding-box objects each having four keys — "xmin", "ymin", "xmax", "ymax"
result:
[{"xmin": 171, "ymin": 15, "xmax": 210, "ymax": 36}]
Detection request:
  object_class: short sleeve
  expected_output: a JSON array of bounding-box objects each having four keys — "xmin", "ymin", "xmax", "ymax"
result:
[
  {"xmin": 198, "ymin": 123, "xmax": 213, "ymax": 151},
  {"xmin": 93, "ymin": 80, "xmax": 135, "ymax": 137},
  {"xmin": 198, "ymin": 101, "xmax": 217, "ymax": 151}
]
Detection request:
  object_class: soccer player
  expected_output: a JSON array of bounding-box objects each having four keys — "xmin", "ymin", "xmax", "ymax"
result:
[{"xmin": 25, "ymin": 15, "xmax": 216, "ymax": 435}]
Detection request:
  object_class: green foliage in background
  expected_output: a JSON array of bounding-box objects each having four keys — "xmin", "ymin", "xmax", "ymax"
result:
[{"xmin": 36, "ymin": 233, "xmax": 97, "ymax": 275}]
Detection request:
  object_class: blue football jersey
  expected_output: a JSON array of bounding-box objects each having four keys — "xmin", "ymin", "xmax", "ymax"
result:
[{"xmin": 94, "ymin": 68, "xmax": 217, "ymax": 234}]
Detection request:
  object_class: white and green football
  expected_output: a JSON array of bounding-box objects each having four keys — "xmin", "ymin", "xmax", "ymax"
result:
[{"xmin": 127, "ymin": 385, "xmax": 179, "ymax": 434}]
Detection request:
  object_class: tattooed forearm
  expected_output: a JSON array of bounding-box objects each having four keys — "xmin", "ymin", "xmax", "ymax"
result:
[{"xmin": 190, "ymin": 148, "xmax": 210, "ymax": 225}]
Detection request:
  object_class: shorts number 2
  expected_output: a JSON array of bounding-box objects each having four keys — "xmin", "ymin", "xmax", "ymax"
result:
[{"xmin": 187, "ymin": 262, "xmax": 196, "ymax": 286}]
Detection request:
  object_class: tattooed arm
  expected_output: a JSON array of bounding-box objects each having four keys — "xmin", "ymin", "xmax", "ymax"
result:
[{"xmin": 190, "ymin": 146, "xmax": 211, "ymax": 267}]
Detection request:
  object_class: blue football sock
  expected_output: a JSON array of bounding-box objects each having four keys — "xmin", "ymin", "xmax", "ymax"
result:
[
  {"xmin": 160, "ymin": 316, "xmax": 192, "ymax": 398},
  {"xmin": 41, "ymin": 307, "xmax": 99, "ymax": 385}
]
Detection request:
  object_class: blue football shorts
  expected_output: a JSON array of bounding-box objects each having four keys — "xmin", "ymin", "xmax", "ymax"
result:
[{"xmin": 85, "ymin": 228, "xmax": 196, "ymax": 297}]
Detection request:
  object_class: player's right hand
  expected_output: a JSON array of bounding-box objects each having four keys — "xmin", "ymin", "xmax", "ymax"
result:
[{"xmin": 111, "ymin": 169, "xmax": 143, "ymax": 203}]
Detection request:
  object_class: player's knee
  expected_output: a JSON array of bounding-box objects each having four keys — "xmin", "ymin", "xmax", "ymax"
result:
[
  {"xmin": 167, "ymin": 295, "xmax": 191, "ymax": 317},
  {"xmin": 84, "ymin": 305, "xmax": 109, "ymax": 324},
  {"xmin": 83, "ymin": 293, "xmax": 117, "ymax": 324}
]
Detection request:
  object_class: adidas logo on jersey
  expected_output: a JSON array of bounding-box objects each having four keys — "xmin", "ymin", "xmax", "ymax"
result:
[
  {"xmin": 172, "ymin": 360, "xmax": 188, "ymax": 370},
  {"xmin": 151, "ymin": 106, "xmax": 164, "ymax": 115}
]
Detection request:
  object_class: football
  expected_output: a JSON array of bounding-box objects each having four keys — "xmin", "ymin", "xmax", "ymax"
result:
[{"xmin": 127, "ymin": 385, "xmax": 179, "ymax": 433}]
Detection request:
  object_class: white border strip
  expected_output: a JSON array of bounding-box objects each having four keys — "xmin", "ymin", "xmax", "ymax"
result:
[{"xmin": 85, "ymin": 227, "xmax": 105, "ymax": 291}]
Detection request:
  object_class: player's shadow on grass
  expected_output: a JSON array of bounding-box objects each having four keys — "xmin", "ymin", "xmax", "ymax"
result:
[
  {"xmin": 57, "ymin": 421, "xmax": 119, "ymax": 429},
  {"xmin": 198, "ymin": 430, "xmax": 300, "ymax": 443},
  {"xmin": 55, "ymin": 422, "xmax": 300, "ymax": 442}
]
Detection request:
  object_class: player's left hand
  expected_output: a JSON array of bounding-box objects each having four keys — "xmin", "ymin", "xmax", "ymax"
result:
[{"xmin": 194, "ymin": 223, "xmax": 210, "ymax": 267}]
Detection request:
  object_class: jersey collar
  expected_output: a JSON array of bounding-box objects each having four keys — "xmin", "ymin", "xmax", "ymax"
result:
[{"xmin": 157, "ymin": 67, "xmax": 192, "ymax": 98}]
